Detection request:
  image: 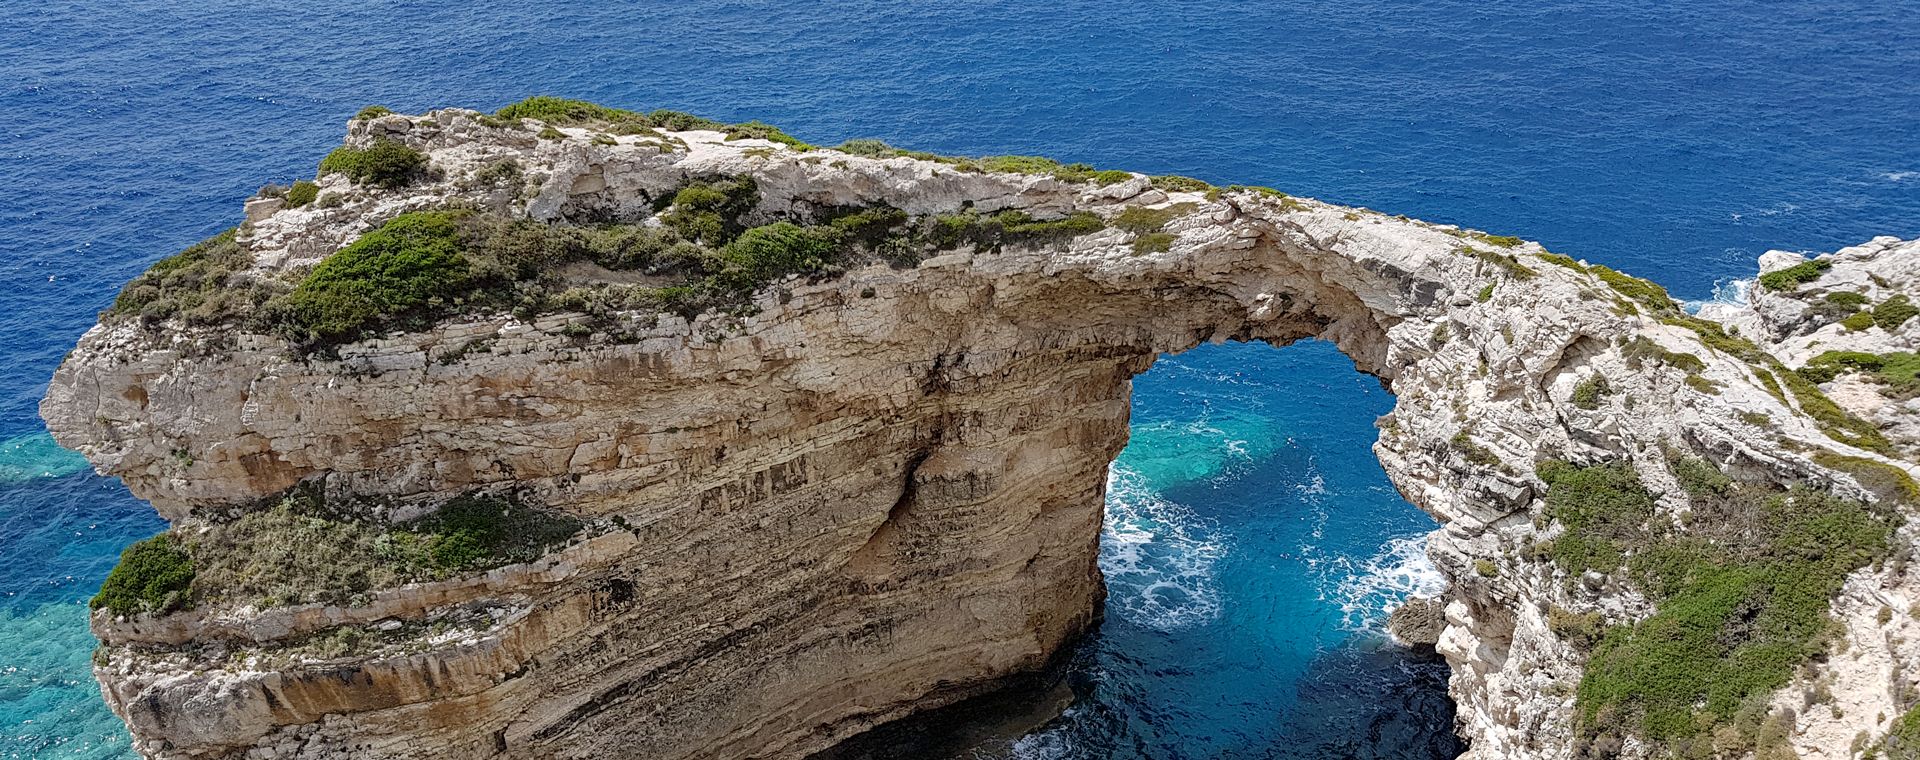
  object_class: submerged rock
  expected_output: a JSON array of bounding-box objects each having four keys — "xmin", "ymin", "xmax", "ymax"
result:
[{"xmin": 41, "ymin": 103, "xmax": 1920, "ymax": 760}]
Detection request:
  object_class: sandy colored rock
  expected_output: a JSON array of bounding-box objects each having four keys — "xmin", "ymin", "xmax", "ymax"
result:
[{"xmin": 42, "ymin": 109, "xmax": 1920, "ymax": 759}]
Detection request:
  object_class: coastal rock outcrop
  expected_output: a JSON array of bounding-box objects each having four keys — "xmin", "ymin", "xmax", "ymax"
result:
[
  {"xmin": 42, "ymin": 104, "xmax": 1920, "ymax": 759},
  {"xmin": 1704, "ymin": 237, "xmax": 1920, "ymax": 457}
]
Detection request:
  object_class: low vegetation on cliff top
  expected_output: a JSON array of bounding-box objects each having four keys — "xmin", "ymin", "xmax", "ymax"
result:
[
  {"xmin": 318, "ymin": 137, "xmax": 428, "ymax": 189},
  {"xmin": 1540, "ymin": 458, "xmax": 1902, "ymax": 759},
  {"xmin": 1545, "ymin": 251, "xmax": 1896, "ymax": 455},
  {"xmin": 494, "ymin": 96, "xmax": 1175, "ymax": 187},
  {"xmin": 96, "ymin": 96, "xmax": 1335, "ymax": 352},
  {"xmin": 106, "ymin": 173, "xmax": 1110, "ymax": 354},
  {"xmin": 90, "ymin": 486, "xmax": 584, "ymax": 614}
]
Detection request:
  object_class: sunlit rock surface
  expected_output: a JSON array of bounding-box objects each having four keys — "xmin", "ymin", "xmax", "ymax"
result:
[{"xmin": 44, "ymin": 109, "xmax": 1920, "ymax": 759}]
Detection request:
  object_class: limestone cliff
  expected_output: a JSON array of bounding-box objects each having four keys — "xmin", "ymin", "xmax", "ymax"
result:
[
  {"xmin": 41, "ymin": 103, "xmax": 1920, "ymax": 760},
  {"xmin": 1704, "ymin": 237, "xmax": 1920, "ymax": 457}
]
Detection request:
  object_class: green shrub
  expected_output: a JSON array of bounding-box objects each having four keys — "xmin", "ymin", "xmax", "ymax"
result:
[
  {"xmin": 835, "ymin": 138, "xmax": 893, "ymax": 156},
  {"xmin": 980, "ymin": 155, "xmax": 1064, "ymax": 175},
  {"xmin": 1883, "ymin": 705, "xmax": 1920, "ymax": 759},
  {"xmin": 1479, "ymin": 234, "xmax": 1523, "ymax": 248},
  {"xmin": 920, "ymin": 209, "xmax": 1103, "ymax": 253},
  {"xmin": 91, "ymin": 535, "xmax": 194, "ymax": 616},
  {"xmin": 105, "ymin": 229, "xmax": 274, "ymax": 327},
  {"xmin": 1537, "ymin": 252, "xmax": 1585, "ymax": 271},
  {"xmin": 723, "ymin": 120, "xmax": 814, "ymax": 151},
  {"xmin": 977, "ymin": 156, "xmax": 1127, "ymax": 185},
  {"xmin": 645, "ymin": 109, "xmax": 726, "ymax": 131},
  {"xmin": 1777, "ymin": 367, "xmax": 1894, "ymax": 453},
  {"xmin": 353, "ymin": 105, "xmax": 393, "ymax": 121},
  {"xmin": 717, "ymin": 222, "xmax": 844, "ymax": 289},
  {"xmin": 1132, "ymin": 232, "xmax": 1176, "ymax": 254},
  {"xmin": 1226, "ymin": 184, "xmax": 1289, "ymax": 199},
  {"xmin": 1757, "ymin": 259, "xmax": 1832, "ymax": 291},
  {"xmin": 537, "ymin": 126, "xmax": 565, "ymax": 140},
  {"xmin": 318, "ymin": 138, "xmax": 427, "ymax": 189},
  {"xmin": 1113, "ymin": 206, "xmax": 1175, "ymax": 234},
  {"xmin": 1669, "ymin": 454, "xmax": 1733, "ymax": 497},
  {"xmin": 1843, "ymin": 310, "xmax": 1878, "ymax": 331},
  {"xmin": 826, "ymin": 139, "xmax": 977, "ymax": 168},
  {"xmin": 1150, "ymin": 175, "xmax": 1212, "ymax": 193},
  {"xmin": 1620, "ymin": 336, "xmax": 1707, "ymax": 374},
  {"xmin": 997, "ymin": 210, "xmax": 1105, "ymax": 243},
  {"xmin": 1660, "ymin": 312, "xmax": 1771, "ymax": 364},
  {"xmin": 1684, "ymin": 374, "xmax": 1722, "ymax": 394},
  {"xmin": 659, "ymin": 176, "xmax": 759, "ymax": 246},
  {"xmin": 185, "ymin": 488, "xmax": 583, "ymax": 608},
  {"xmin": 263, "ymin": 211, "xmax": 472, "ymax": 348},
  {"xmin": 1812, "ymin": 451, "xmax": 1920, "ymax": 504},
  {"xmin": 1546, "ymin": 459, "xmax": 1896, "ymax": 755},
  {"xmin": 1875, "ymin": 294, "xmax": 1917, "ymax": 331},
  {"xmin": 1800, "ymin": 350, "xmax": 1886, "ymax": 383},
  {"xmin": 474, "ymin": 158, "xmax": 522, "ymax": 187},
  {"xmin": 1591, "ymin": 264, "xmax": 1677, "ymax": 311},
  {"xmin": 1465, "ymin": 246, "xmax": 1538, "ymax": 280},
  {"xmin": 1571, "ymin": 375, "xmax": 1611, "ymax": 409},
  {"xmin": 496, "ymin": 96, "xmax": 635, "ymax": 125},
  {"xmin": 1449, "ymin": 431, "xmax": 1500, "ymax": 467},
  {"xmin": 1476, "ymin": 283, "xmax": 1495, "ymax": 302},
  {"xmin": 285, "ymin": 180, "xmax": 319, "ymax": 208},
  {"xmin": 1825, "ymin": 291, "xmax": 1869, "ymax": 308},
  {"xmin": 1539, "ymin": 461, "xmax": 1654, "ymax": 576},
  {"xmin": 826, "ymin": 206, "xmax": 909, "ymax": 245},
  {"xmin": 410, "ymin": 493, "xmax": 583, "ymax": 569},
  {"xmin": 1548, "ymin": 607, "xmax": 1606, "ymax": 652},
  {"xmin": 230, "ymin": 170, "xmax": 1116, "ymax": 346}
]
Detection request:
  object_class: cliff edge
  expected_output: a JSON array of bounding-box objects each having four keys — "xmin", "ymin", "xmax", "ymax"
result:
[{"xmin": 42, "ymin": 100, "xmax": 1920, "ymax": 759}]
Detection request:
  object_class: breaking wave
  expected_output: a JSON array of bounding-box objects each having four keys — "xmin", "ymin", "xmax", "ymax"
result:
[
  {"xmin": 1099, "ymin": 466, "xmax": 1228, "ymax": 630},
  {"xmin": 1325, "ymin": 534, "xmax": 1446, "ymax": 633}
]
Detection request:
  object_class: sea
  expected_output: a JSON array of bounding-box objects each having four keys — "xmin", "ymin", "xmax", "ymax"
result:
[{"xmin": 1, "ymin": 1, "xmax": 1915, "ymax": 758}]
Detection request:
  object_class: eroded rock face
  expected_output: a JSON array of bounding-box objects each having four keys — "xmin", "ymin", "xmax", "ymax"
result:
[
  {"xmin": 1704, "ymin": 236, "xmax": 1920, "ymax": 456},
  {"xmin": 42, "ymin": 109, "xmax": 1920, "ymax": 759}
]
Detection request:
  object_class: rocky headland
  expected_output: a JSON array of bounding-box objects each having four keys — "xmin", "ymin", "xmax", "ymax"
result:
[{"xmin": 41, "ymin": 99, "xmax": 1920, "ymax": 759}]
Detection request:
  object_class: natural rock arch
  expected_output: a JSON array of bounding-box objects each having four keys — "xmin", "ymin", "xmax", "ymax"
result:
[{"xmin": 44, "ymin": 107, "xmax": 1917, "ymax": 759}]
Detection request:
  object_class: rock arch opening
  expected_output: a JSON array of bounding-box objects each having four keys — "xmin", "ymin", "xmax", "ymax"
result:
[{"xmin": 817, "ymin": 338, "xmax": 1463, "ymax": 760}]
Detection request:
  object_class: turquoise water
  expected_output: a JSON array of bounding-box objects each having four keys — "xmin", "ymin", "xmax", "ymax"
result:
[
  {"xmin": 3, "ymin": 0, "xmax": 1916, "ymax": 757},
  {"xmin": 1003, "ymin": 340, "xmax": 1458, "ymax": 759}
]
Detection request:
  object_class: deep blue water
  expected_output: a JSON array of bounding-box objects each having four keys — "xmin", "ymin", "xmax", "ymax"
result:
[{"xmin": 2, "ymin": 1, "xmax": 1916, "ymax": 757}]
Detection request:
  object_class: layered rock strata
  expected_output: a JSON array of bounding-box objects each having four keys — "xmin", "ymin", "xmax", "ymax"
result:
[{"xmin": 43, "ymin": 108, "xmax": 1920, "ymax": 759}]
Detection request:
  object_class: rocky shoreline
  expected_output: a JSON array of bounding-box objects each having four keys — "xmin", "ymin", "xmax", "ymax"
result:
[{"xmin": 42, "ymin": 101, "xmax": 1920, "ymax": 759}]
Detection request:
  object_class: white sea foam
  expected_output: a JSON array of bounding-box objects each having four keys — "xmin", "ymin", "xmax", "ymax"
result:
[
  {"xmin": 1100, "ymin": 466, "xmax": 1228, "ymax": 630},
  {"xmin": 1325, "ymin": 534, "xmax": 1446, "ymax": 632},
  {"xmin": 1885, "ymin": 170, "xmax": 1916, "ymax": 182},
  {"xmin": 1709, "ymin": 276, "xmax": 1752, "ymax": 306},
  {"xmin": 1003, "ymin": 717, "xmax": 1079, "ymax": 759},
  {"xmin": 1730, "ymin": 202, "xmax": 1797, "ymax": 221},
  {"xmin": 1296, "ymin": 471, "xmax": 1327, "ymax": 499},
  {"xmin": 1681, "ymin": 273, "xmax": 1753, "ymax": 315}
]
